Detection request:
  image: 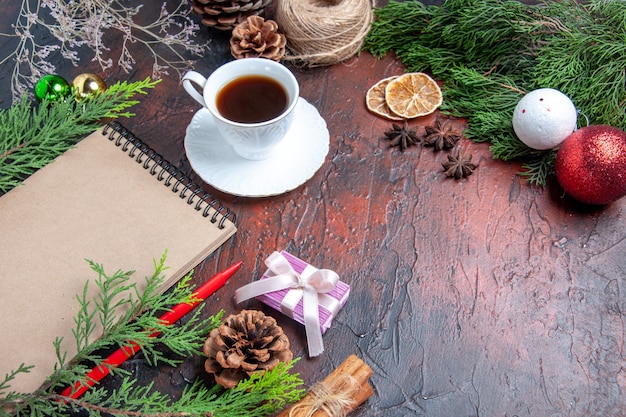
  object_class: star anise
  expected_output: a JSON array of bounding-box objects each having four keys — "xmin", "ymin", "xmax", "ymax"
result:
[
  {"xmin": 424, "ymin": 117, "xmax": 462, "ymax": 151},
  {"xmin": 442, "ymin": 150, "xmax": 479, "ymax": 179},
  {"xmin": 383, "ymin": 121, "xmax": 420, "ymax": 151}
]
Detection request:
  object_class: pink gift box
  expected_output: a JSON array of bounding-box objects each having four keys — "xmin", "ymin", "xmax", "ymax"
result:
[{"xmin": 256, "ymin": 251, "xmax": 350, "ymax": 334}]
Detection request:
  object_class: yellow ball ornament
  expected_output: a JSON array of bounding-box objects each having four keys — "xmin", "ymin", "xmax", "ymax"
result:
[{"xmin": 72, "ymin": 73, "xmax": 107, "ymax": 100}]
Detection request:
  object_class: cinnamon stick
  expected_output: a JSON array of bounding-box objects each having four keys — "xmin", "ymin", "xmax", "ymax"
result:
[{"xmin": 276, "ymin": 354, "xmax": 373, "ymax": 417}]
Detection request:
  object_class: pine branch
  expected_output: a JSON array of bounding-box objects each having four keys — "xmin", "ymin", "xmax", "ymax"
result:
[
  {"xmin": 0, "ymin": 254, "xmax": 304, "ymax": 417},
  {"xmin": 518, "ymin": 151, "xmax": 558, "ymax": 186},
  {"xmin": 66, "ymin": 253, "xmax": 216, "ymax": 371},
  {"xmin": 364, "ymin": 0, "xmax": 626, "ymax": 186},
  {"xmin": 363, "ymin": 0, "xmax": 434, "ymax": 60},
  {"xmin": 47, "ymin": 361, "xmax": 303, "ymax": 417},
  {"xmin": 0, "ymin": 77, "xmax": 160, "ymax": 194},
  {"xmin": 177, "ymin": 361, "xmax": 305, "ymax": 417}
]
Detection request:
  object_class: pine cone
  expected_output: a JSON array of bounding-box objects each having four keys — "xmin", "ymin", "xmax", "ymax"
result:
[
  {"xmin": 190, "ymin": 0, "xmax": 273, "ymax": 31},
  {"xmin": 230, "ymin": 16, "xmax": 286, "ymax": 61},
  {"xmin": 204, "ymin": 310, "xmax": 293, "ymax": 388}
]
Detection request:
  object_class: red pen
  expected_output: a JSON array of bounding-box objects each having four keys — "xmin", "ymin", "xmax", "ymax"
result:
[{"xmin": 61, "ymin": 261, "xmax": 243, "ymax": 399}]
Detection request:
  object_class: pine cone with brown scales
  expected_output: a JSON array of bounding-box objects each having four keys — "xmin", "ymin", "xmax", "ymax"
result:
[
  {"xmin": 190, "ymin": 0, "xmax": 273, "ymax": 31},
  {"xmin": 230, "ymin": 16, "xmax": 286, "ymax": 61},
  {"xmin": 204, "ymin": 310, "xmax": 293, "ymax": 388}
]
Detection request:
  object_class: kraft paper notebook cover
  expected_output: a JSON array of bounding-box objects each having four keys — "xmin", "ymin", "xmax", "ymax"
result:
[{"xmin": 0, "ymin": 122, "xmax": 237, "ymax": 393}]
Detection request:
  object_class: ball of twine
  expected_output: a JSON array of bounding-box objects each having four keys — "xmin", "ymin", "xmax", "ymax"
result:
[{"xmin": 275, "ymin": 0, "xmax": 374, "ymax": 67}]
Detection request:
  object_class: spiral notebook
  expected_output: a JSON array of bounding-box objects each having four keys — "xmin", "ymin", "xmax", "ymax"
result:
[{"xmin": 0, "ymin": 122, "xmax": 237, "ymax": 393}]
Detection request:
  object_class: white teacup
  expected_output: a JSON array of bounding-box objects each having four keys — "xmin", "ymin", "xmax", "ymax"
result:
[{"xmin": 182, "ymin": 58, "xmax": 299, "ymax": 160}]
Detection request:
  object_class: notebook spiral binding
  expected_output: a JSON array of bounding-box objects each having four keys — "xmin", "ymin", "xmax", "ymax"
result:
[{"xmin": 102, "ymin": 121, "xmax": 236, "ymax": 228}]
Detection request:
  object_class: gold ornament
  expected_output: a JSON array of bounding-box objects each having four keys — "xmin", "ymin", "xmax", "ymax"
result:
[{"xmin": 72, "ymin": 73, "xmax": 107, "ymax": 100}]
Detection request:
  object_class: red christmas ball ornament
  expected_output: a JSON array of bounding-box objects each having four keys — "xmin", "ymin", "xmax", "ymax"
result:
[{"xmin": 555, "ymin": 125, "xmax": 626, "ymax": 205}]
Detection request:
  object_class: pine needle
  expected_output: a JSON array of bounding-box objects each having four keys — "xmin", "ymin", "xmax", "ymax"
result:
[
  {"xmin": 0, "ymin": 77, "xmax": 160, "ymax": 194},
  {"xmin": 0, "ymin": 253, "xmax": 305, "ymax": 417},
  {"xmin": 363, "ymin": 0, "xmax": 626, "ymax": 185}
]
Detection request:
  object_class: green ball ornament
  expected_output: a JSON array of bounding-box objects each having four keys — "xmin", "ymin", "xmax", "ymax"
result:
[{"xmin": 34, "ymin": 74, "xmax": 72, "ymax": 102}]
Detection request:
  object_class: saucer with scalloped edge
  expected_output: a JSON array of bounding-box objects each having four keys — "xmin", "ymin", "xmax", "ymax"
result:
[{"xmin": 184, "ymin": 98, "xmax": 329, "ymax": 197}]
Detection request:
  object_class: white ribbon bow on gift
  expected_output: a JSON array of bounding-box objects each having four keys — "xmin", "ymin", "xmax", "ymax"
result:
[{"xmin": 234, "ymin": 251, "xmax": 340, "ymax": 357}]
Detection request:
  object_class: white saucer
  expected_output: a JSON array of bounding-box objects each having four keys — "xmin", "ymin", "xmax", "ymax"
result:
[{"xmin": 184, "ymin": 98, "xmax": 329, "ymax": 197}]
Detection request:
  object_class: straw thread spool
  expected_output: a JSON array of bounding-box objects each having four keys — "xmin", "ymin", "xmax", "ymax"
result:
[{"xmin": 275, "ymin": 0, "xmax": 374, "ymax": 67}]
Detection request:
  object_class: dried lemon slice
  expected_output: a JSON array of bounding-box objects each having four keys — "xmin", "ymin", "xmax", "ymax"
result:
[
  {"xmin": 365, "ymin": 76, "xmax": 405, "ymax": 120},
  {"xmin": 385, "ymin": 72, "xmax": 442, "ymax": 119}
]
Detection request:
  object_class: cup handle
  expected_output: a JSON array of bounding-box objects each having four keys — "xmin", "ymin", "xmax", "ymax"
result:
[{"xmin": 182, "ymin": 71, "xmax": 208, "ymax": 107}]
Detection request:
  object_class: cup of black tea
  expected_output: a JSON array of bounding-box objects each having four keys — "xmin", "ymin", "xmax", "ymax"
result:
[{"xmin": 183, "ymin": 58, "xmax": 299, "ymax": 160}]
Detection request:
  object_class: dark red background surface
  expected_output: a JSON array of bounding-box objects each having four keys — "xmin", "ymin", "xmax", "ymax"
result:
[{"xmin": 1, "ymin": 1, "xmax": 624, "ymax": 416}]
